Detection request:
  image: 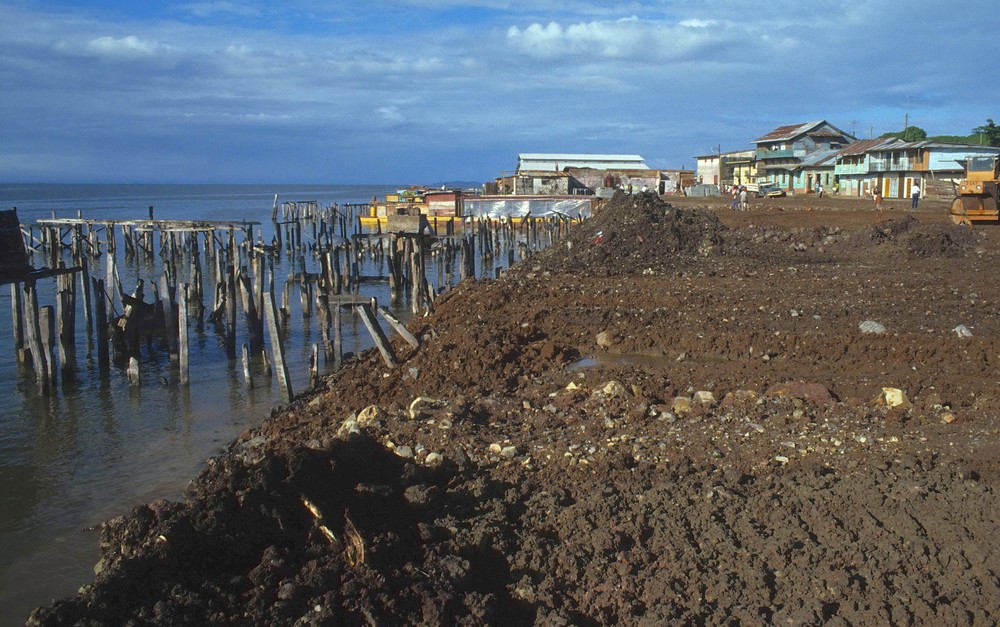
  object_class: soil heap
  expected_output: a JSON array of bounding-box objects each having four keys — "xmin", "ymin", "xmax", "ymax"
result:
[{"xmin": 28, "ymin": 193, "xmax": 1000, "ymax": 626}]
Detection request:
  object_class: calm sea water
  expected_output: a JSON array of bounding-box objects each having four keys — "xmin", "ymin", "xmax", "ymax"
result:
[{"xmin": 0, "ymin": 183, "xmax": 416, "ymax": 623}]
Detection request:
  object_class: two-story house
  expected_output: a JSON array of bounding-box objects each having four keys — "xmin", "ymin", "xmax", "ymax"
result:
[{"xmin": 753, "ymin": 121, "xmax": 855, "ymax": 193}]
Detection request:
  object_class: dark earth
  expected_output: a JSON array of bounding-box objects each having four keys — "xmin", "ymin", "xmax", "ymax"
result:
[{"xmin": 28, "ymin": 191, "xmax": 1000, "ymax": 625}]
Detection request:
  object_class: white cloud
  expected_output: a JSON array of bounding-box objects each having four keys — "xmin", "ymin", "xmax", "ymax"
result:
[
  {"xmin": 85, "ymin": 35, "xmax": 162, "ymax": 58},
  {"xmin": 377, "ymin": 105, "xmax": 405, "ymax": 123},
  {"xmin": 506, "ymin": 16, "xmax": 743, "ymax": 60}
]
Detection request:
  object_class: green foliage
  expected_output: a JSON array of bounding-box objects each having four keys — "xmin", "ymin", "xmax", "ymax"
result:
[
  {"xmin": 971, "ymin": 119, "xmax": 1000, "ymax": 147},
  {"xmin": 879, "ymin": 126, "xmax": 928, "ymax": 142}
]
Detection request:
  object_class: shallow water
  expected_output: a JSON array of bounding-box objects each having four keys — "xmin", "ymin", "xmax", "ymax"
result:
[{"xmin": 0, "ymin": 184, "xmax": 435, "ymax": 622}]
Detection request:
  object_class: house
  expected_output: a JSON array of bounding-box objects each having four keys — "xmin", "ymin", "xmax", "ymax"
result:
[
  {"xmin": 695, "ymin": 149, "xmax": 756, "ymax": 188},
  {"xmin": 694, "ymin": 153, "xmax": 721, "ymax": 186},
  {"xmin": 754, "ymin": 121, "xmax": 855, "ymax": 193},
  {"xmin": 833, "ymin": 140, "xmax": 1000, "ymax": 199}
]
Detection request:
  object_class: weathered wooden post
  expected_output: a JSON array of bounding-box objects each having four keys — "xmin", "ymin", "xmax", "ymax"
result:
[
  {"xmin": 23, "ymin": 281, "xmax": 50, "ymax": 393},
  {"xmin": 264, "ymin": 290, "xmax": 293, "ymax": 402},
  {"xmin": 160, "ymin": 274, "xmax": 178, "ymax": 360},
  {"xmin": 79, "ymin": 257, "xmax": 93, "ymax": 335},
  {"xmin": 178, "ymin": 282, "xmax": 189, "ymax": 385},
  {"xmin": 309, "ymin": 344, "xmax": 319, "ymax": 388},
  {"xmin": 226, "ymin": 231, "xmax": 238, "ymax": 358},
  {"xmin": 40, "ymin": 305, "xmax": 56, "ymax": 387},
  {"xmin": 56, "ymin": 276, "xmax": 76, "ymax": 385},
  {"xmin": 11, "ymin": 283, "xmax": 25, "ymax": 363},
  {"xmin": 93, "ymin": 278, "xmax": 110, "ymax": 373},
  {"xmin": 242, "ymin": 343, "xmax": 253, "ymax": 389}
]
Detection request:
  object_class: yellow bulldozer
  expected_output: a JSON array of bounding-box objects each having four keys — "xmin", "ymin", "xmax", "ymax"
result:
[{"xmin": 950, "ymin": 156, "xmax": 1000, "ymax": 224}]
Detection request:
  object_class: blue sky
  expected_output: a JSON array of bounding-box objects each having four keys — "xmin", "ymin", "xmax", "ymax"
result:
[{"xmin": 1, "ymin": 0, "xmax": 997, "ymax": 184}]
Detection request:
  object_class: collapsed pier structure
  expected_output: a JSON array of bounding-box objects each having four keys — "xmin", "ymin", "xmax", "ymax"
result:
[{"xmin": 7, "ymin": 198, "xmax": 584, "ymax": 399}]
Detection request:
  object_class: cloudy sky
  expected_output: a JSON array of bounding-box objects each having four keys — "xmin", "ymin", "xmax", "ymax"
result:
[{"xmin": 1, "ymin": 0, "xmax": 996, "ymax": 184}]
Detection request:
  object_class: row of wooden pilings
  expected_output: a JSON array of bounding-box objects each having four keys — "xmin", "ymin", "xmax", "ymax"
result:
[{"xmin": 15, "ymin": 205, "xmax": 580, "ymax": 399}]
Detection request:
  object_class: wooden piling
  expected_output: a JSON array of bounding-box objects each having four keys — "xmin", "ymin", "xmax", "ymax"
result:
[
  {"xmin": 309, "ymin": 344, "xmax": 319, "ymax": 388},
  {"xmin": 40, "ymin": 305, "xmax": 56, "ymax": 387},
  {"xmin": 242, "ymin": 342, "xmax": 253, "ymax": 389},
  {"xmin": 160, "ymin": 274, "xmax": 178, "ymax": 360},
  {"xmin": 23, "ymin": 282, "xmax": 50, "ymax": 393},
  {"xmin": 178, "ymin": 282, "xmax": 189, "ymax": 385},
  {"xmin": 11, "ymin": 283, "xmax": 25, "ymax": 363},
  {"xmin": 264, "ymin": 290, "xmax": 294, "ymax": 402},
  {"xmin": 93, "ymin": 278, "xmax": 110, "ymax": 373}
]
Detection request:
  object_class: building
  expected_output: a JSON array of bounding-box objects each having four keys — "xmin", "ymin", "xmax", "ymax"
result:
[
  {"xmin": 754, "ymin": 121, "xmax": 855, "ymax": 193},
  {"xmin": 695, "ymin": 149, "xmax": 757, "ymax": 189},
  {"xmin": 516, "ymin": 153, "xmax": 649, "ymax": 173},
  {"xmin": 833, "ymin": 139, "xmax": 1000, "ymax": 199}
]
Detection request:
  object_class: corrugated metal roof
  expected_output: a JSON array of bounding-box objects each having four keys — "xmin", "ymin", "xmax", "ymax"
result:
[
  {"xmin": 835, "ymin": 138, "xmax": 897, "ymax": 156},
  {"xmin": 753, "ymin": 120, "xmax": 853, "ymax": 144},
  {"xmin": 798, "ymin": 148, "xmax": 841, "ymax": 167},
  {"xmin": 753, "ymin": 121, "xmax": 824, "ymax": 143},
  {"xmin": 517, "ymin": 153, "xmax": 649, "ymax": 172}
]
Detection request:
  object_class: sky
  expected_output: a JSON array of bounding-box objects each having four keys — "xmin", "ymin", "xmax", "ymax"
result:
[{"xmin": 1, "ymin": 0, "xmax": 998, "ymax": 185}]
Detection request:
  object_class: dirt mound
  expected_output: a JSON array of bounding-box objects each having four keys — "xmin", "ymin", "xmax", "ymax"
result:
[
  {"xmin": 27, "ymin": 198, "xmax": 1000, "ymax": 626},
  {"xmin": 528, "ymin": 192, "xmax": 727, "ymax": 276}
]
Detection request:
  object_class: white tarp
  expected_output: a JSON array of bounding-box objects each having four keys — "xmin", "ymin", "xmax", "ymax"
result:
[{"xmin": 462, "ymin": 197, "xmax": 593, "ymax": 220}]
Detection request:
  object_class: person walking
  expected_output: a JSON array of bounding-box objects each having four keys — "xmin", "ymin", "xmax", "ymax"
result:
[
  {"xmin": 739, "ymin": 186, "xmax": 748, "ymax": 211},
  {"xmin": 873, "ymin": 187, "xmax": 884, "ymax": 222},
  {"xmin": 911, "ymin": 182, "xmax": 921, "ymax": 209}
]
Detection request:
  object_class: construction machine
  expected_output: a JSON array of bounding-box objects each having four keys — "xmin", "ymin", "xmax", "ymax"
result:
[{"xmin": 950, "ymin": 156, "xmax": 1000, "ymax": 224}]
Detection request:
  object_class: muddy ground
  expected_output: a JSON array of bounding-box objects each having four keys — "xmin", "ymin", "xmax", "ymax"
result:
[{"xmin": 28, "ymin": 192, "xmax": 1000, "ymax": 625}]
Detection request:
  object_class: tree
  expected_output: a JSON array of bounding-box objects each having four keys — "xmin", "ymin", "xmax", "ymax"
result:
[
  {"xmin": 972, "ymin": 119, "xmax": 1000, "ymax": 147},
  {"xmin": 880, "ymin": 126, "xmax": 927, "ymax": 142}
]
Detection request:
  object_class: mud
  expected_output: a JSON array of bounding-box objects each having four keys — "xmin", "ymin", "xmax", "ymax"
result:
[{"xmin": 28, "ymin": 192, "xmax": 1000, "ymax": 625}]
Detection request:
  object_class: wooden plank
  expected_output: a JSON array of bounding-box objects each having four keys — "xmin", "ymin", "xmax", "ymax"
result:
[
  {"xmin": 377, "ymin": 307, "xmax": 420, "ymax": 348},
  {"xmin": 357, "ymin": 303, "xmax": 396, "ymax": 368}
]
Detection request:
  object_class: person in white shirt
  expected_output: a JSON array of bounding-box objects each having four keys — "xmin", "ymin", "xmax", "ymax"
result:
[{"xmin": 911, "ymin": 183, "xmax": 921, "ymax": 209}]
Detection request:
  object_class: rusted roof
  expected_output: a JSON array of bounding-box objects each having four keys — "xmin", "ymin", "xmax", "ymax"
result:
[
  {"xmin": 835, "ymin": 138, "xmax": 900, "ymax": 156},
  {"xmin": 753, "ymin": 121, "xmax": 823, "ymax": 143},
  {"xmin": 754, "ymin": 120, "xmax": 853, "ymax": 144}
]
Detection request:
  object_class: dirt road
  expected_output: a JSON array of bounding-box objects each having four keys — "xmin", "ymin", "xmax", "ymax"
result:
[{"xmin": 29, "ymin": 192, "xmax": 1000, "ymax": 625}]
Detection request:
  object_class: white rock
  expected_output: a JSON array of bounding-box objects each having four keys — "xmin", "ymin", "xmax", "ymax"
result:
[
  {"xmin": 424, "ymin": 452, "xmax": 443, "ymax": 466},
  {"xmin": 394, "ymin": 446, "xmax": 414, "ymax": 458},
  {"xmin": 693, "ymin": 391, "xmax": 716, "ymax": 406},
  {"xmin": 500, "ymin": 446, "xmax": 518, "ymax": 459},
  {"xmin": 953, "ymin": 324, "xmax": 973, "ymax": 338},
  {"xmin": 859, "ymin": 320, "xmax": 886, "ymax": 334},
  {"xmin": 489, "ymin": 443, "xmax": 503, "ymax": 454}
]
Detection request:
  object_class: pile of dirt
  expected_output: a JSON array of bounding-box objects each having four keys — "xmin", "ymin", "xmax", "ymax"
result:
[
  {"xmin": 27, "ymin": 199, "xmax": 1000, "ymax": 626},
  {"xmin": 531, "ymin": 191, "xmax": 727, "ymax": 276}
]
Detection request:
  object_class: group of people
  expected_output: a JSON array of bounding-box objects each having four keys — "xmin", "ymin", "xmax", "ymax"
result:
[{"xmin": 730, "ymin": 185, "xmax": 749, "ymax": 211}]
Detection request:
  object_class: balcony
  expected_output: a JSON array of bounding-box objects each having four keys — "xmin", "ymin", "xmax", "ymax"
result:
[
  {"xmin": 834, "ymin": 163, "xmax": 869, "ymax": 175},
  {"xmin": 869, "ymin": 157, "xmax": 916, "ymax": 172},
  {"xmin": 756, "ymin": 148, "xmax": 795, "ymax": 159}
]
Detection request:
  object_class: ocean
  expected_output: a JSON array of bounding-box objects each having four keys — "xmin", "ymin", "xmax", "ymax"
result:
[{"xmin": 0, "ymin": 183, "xmax": 417, "ymax": 623}]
